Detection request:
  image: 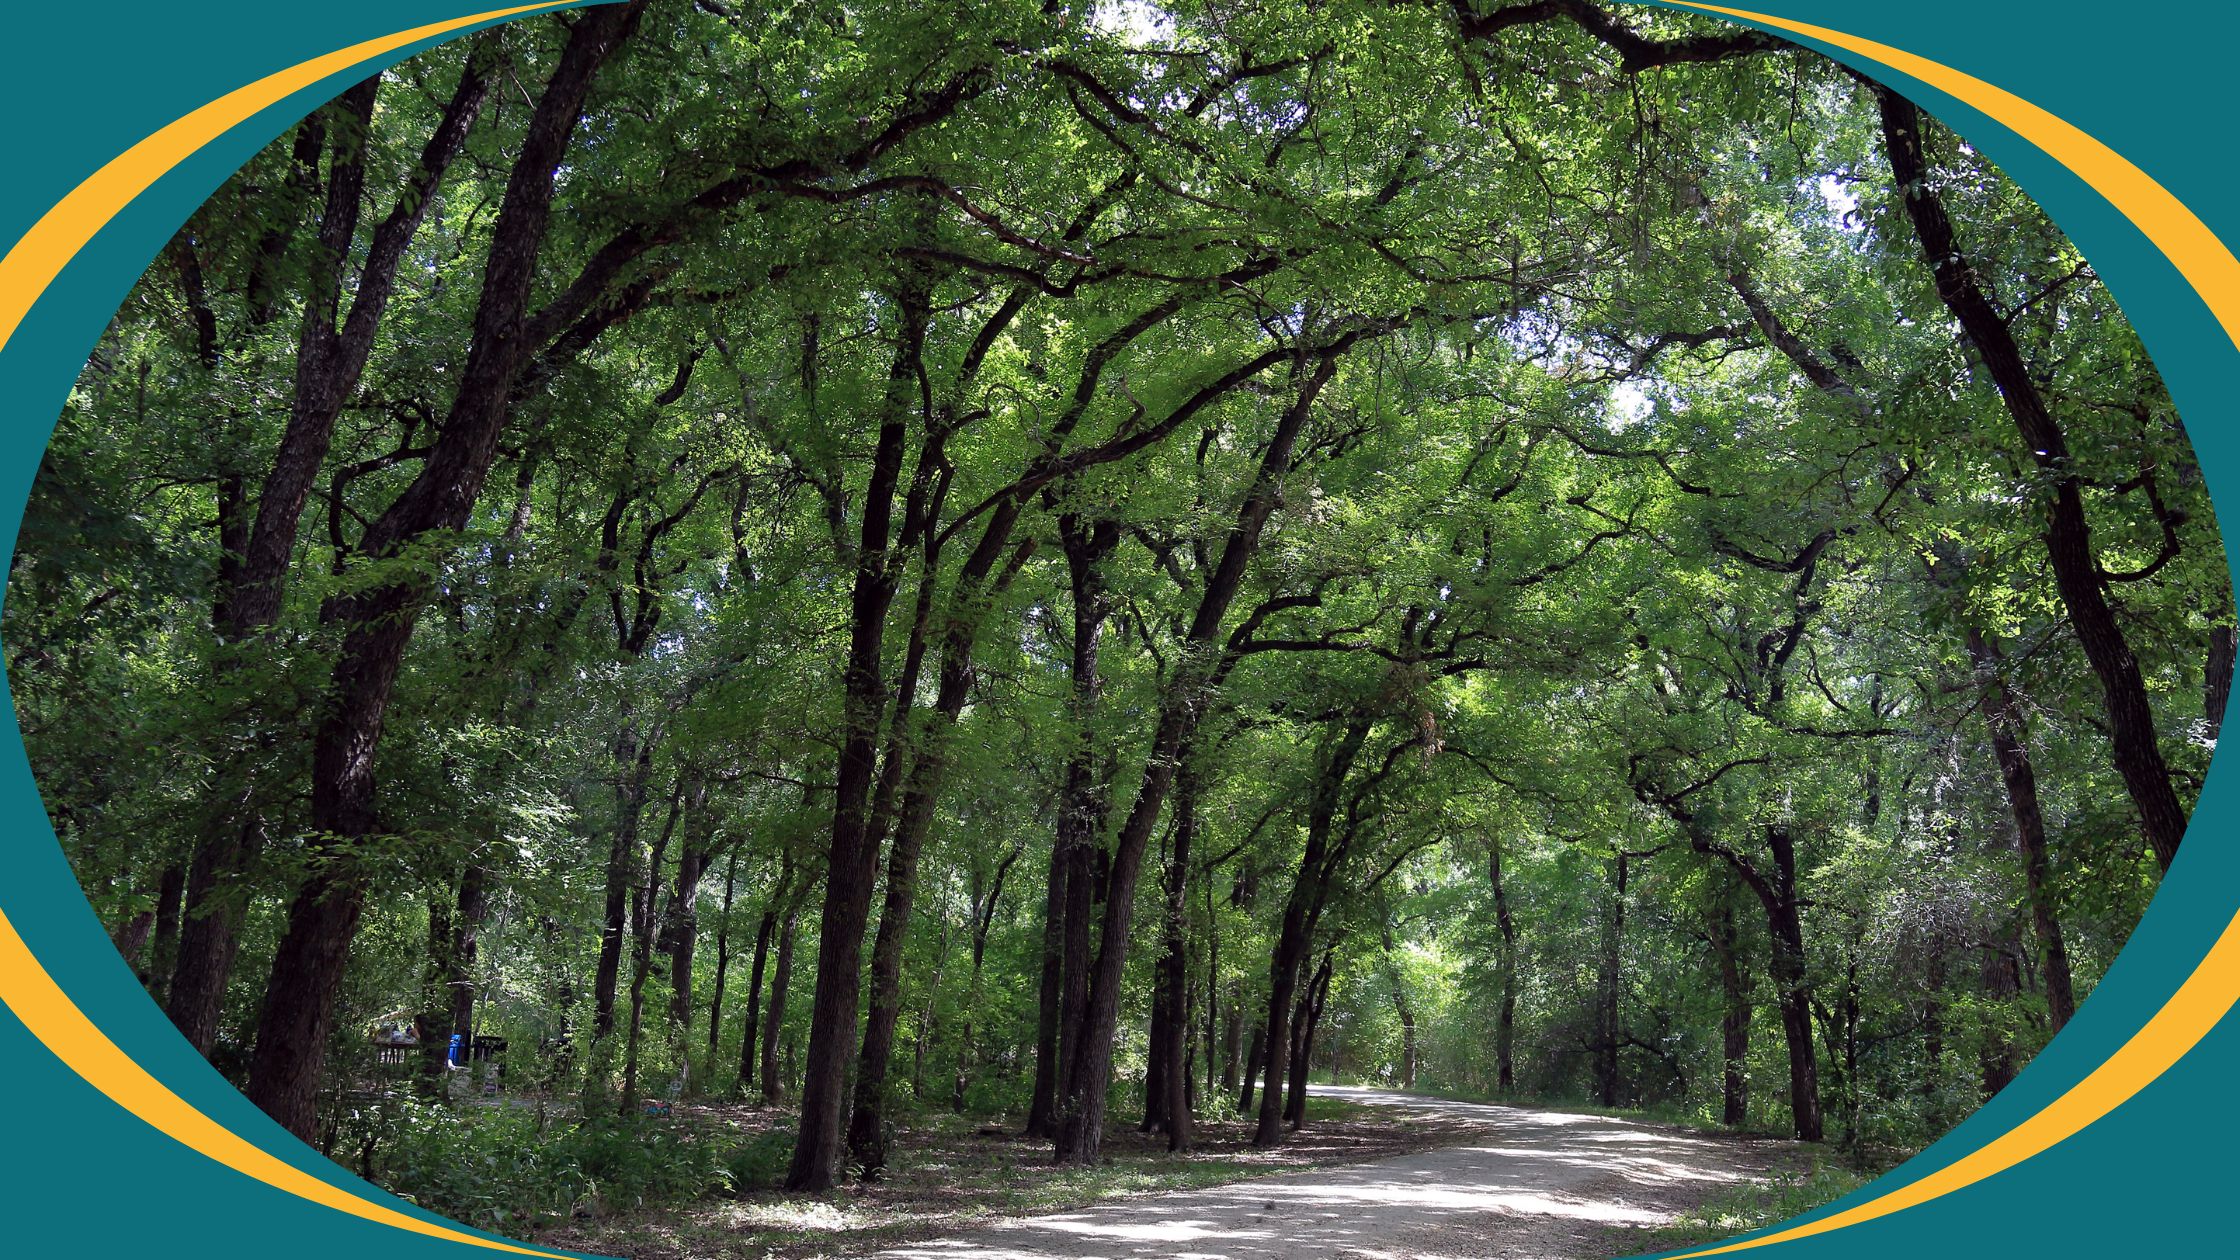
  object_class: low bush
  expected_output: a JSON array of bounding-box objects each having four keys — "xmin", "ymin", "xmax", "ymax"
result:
[{"xmin": 359, "ymin": 1101, "xmax": 757, "ymax": 1236}]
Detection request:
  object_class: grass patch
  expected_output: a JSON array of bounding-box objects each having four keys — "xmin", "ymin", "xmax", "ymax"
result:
[{"xmin": 1609, "ymin": 1158, "xmax": 1872, "ymax": 1257}]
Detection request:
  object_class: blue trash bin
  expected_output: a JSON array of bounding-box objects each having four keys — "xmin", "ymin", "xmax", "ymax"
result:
[{"xmin": 447, "ymin": 1033, "xmax": 463, "ymax": 1068}]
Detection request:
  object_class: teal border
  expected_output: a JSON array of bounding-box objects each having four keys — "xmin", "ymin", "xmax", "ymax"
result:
[{"xmin": 0, "ymin": 4, "xmax": 2229, "ymax": 1256}]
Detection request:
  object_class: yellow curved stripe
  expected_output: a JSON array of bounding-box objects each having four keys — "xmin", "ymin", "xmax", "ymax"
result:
[
  {"xmin": 1653, "ymin": 3, "xmax": 2240, "ymax": 1254},
  {"xmin": 0, "ymin": 6, "xmax": 583, "ymax": 1254},
  {"xmin": 1665, "ymin": 911, "xmax": 2240, "ymax": 1256},
  {"xmin": 0, "ymin": 2, "xmax": 569, "ymax": 358},
  {"xmin": 0, "ymin": 910, "xmax": 569, "ymax": 1255}
]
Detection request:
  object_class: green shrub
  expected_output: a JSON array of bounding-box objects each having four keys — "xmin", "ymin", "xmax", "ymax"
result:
[
  {"xmin": 723, "ymin": 1128, "xmax": 795, "ymax": 1191},
  {"xmin": 364, "ymin": 1102, "xmax": 748, "ymax": 1236}
]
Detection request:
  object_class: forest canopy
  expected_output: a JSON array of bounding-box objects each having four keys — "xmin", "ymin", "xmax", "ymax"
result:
[{"xmin": 7, "ymin": 0, "xmax": 2225, "ymax": 1225}]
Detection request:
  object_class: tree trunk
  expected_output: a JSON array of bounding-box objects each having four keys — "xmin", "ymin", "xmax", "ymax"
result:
[
  {"xmin": 738, "ymin": 853, "xmax": 792, "ymax": 1093},
  {"xmin": 594, "ymin": 720, "xmax": 655, "ymax": 1041},
  {"xmin": 707, "ymin": 848, "xmax": 740, "ymax": 1057},
  {"xmin": 1980, "ymin": 929, "xmax": 2025, "ymax": 1098},
  {"xmin": 1491, "ymin": 834, "xmax": 1518, "ymax": 1097},
  {"xmin": 1965, "ymin": 628, "xmax": 2076, "ymax": 1030},
  {"xmin": 787, "ymin": 274, "xmax": 929, "ymax": 1191},
  {"xmin": 1033, "ymin": 516, "xmax": 1120, "ymax": 1140},
  {"xmin": 1220, "ymin": 995, "xmax": 1243, "ymax": 1095},
  {"xmin": 621, "ymin": 783, "xmax": 682, "ymax": 1112},
  {"xmin": 1881, "ymin": 88, "xmax": 2186, "ymax": 871},
  {"xmin": 1256, "ymin": 720, "xmax": 1368, "ymax": 1148},
  {"xmin": 164, "ymin": 813, "xmax": 263, "ymax": 1056},
  {"xmin": 1158, "ymin": 767, "xmax": 1197, "ymax": 1151},
  {"xmin": 1285, "ymin": 948, "xmax": 1335, "ymax": 1130},
  {"xmin": 1054, "ymin": 351, "xmax": 1355, "ymax": 1164},
  {"xmin": 762, "ymin": 899, "xmax": 801, "ymax": 1104},
  {"xmin": 1239, "ymin": 1019, "xmax": 1267, "ymax": 1113},
  {"xmin": 668, "ymin": 782, "xmax": 713, "ymax": 1045},
  {"xmin": 1764, "ymin": 831, "xmax": 1823, "ymax": 1142},
  {"xmin": 146, "ymin": 860, "xmax": 184, "ymax": 1002},
  {"xmin": 1025, "ymin": 836, "xmax": 1067, "ymax": 1138},
  {"xmin": 1708, "ymin": 883, "xmax": 1750, "ymax": 1126},
  {"xmin": 240, "ymin": 5, "xmax": 645, "ymax": 1140},
  {"xmin": 1594, "ymin": 850, "xmax": 1628, "ymax": 1107}
]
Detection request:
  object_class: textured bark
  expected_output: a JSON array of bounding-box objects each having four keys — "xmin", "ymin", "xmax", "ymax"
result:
[
  {"xmin": 418, "ymin": 862, "xmax": 487, "ymax": 1093},
  {"xmin": 1491, "ymin": 834, "xmax": 1518, "ymax": 1096},
  {"xmin": 1157, "ymin": 767, "xmax": 1196, "ymax": 1151},
  {"xmin": 1238, "ymin": 1020, "xmax": 1268, "ymax": 1113},
  {"xmin": 736, "ymin": 853, "xmax": 791, "ymax": 1093},
  {"xmin": 1055, "ymin": 346, "xmax": 1362, "ymax": 1164},
  {"xmin": 622, "ymin": 783, "xmax": 683, "ymax": 1111},
  {"xmin": 1256, "ymin": 720, "xmax": 1368, "ymax": 1148},
  {"xmin": 706, "ymin": 848, "xmax": 740, "ymax": 1056},
  {"xmin": 594, "ymin": 721, "xmax": 656, "ymax": 1040},
  {"xmin": 145, "ymin": 862, "xmax": 184, "ymax": 999},
  {"xmin": 1966, "ymin": 628, "xmax": 2076, "ymax": 1030},
  {"xmin": 159, "ymin": 66, "xmax": 458, "ymax": 1044},
  {"xmin": 242, "ymin": 5, "xmax": 645, "ymax": 1140},
  {"xmin": 1764, "ymin": 831, "xmax": 1823, "ymax": 1142},
  {"xmin": 668, "ymin": 782, "xmax": 715, "ymax": 1042},
  {"xmin": 165, "ymin": 813, "xmax": 263, "ymax": 1055},
  {"xmin": 1593, "ymin": 851, "xmax": 1628, "ymax": 1107},
  {"xmin": 1707, "ymin": 885, "xmax": 1751, "ymax": 1126},
  {"xmin": 1882, "ymin": 88, "xmax": 2186, "ymax": 871},
  {"xmin": 787, "ymin": 272, "xmax": 929, "ymax": 1192},
  {"xmin": 1284, "ymin": 949, "xmax": 1335, "ymax": 1130},
  {"xmin": 761, "ymin": 900, "xmax": 800, "ymax": 1103},
  {"xmin": 1031, "ymin": 516, "xmax": 1119, "ymax": 1140},
  {"xmin": 1025, "ymin": 837, "xmax": 1067, "ymax": 1138}
]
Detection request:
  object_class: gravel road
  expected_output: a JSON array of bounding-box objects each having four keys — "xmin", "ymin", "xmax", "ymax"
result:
[{"xmin": 872, "ymin": 1085, "xmax": 1801, "ymax": 1260}]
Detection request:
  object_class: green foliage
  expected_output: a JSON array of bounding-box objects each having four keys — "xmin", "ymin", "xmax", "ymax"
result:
[
  {"xmin": 360, "ymin": 1102, "xmax": 749, "ymax": 1234},
  {"xmin": 6, "ymin": 0, "xmax": 2224, "ymax": 1227}
]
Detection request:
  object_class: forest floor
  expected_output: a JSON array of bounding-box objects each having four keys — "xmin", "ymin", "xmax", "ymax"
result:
[{"xmin": 545, "ymin": 1086, "xmax": 1813, "ymax": 1259}]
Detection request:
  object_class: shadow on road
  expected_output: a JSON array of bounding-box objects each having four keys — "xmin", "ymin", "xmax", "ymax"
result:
[{"xmin": 875, "ymin": 1086, "xmax": 1796, "ymax": 1260}]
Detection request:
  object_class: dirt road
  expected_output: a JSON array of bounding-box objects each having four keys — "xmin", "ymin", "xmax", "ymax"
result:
[{"xmin": 872, "ymin": 1086, "xmax": 1801, "ymax": 1260}]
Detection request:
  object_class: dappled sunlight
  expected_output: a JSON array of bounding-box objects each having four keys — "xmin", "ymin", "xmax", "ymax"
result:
[{"xmin": 872, "ymin": 1088, "xmax": 1801, "ymax": 1260}]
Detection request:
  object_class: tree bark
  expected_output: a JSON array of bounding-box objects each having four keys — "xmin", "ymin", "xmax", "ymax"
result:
[
  {"xmin": 594, "ymin": 719, "xmax": 655, "ymax": 1040},
  {"xmin": 737, "ymin": 852, "xmax": 790, "ymax": 1093},
  {"xmin": 1055, "ymin": 347, "xmax": 1363, "ymax": 1164},
  {"xmin": 1491, "ymin": 834, "xmax": 1518, "ymax": 1097},
  {"xmin": 1157, "ymin": 766, "xmax": 1197, "ymax": 1150},
  {"xmin": 622, "ymin": 781, "xmax": 683, "ymax": 1111},
  {"xmin": 1256, "ymin": 721, "xmax": 1368, "ymax": 1147},
  {"xmin": 1026, "ymin": 833, "xmax": 1068, "ymax": 1138},
  {"xmin": 1593, "ymin": 850, "xmax": 1628, "ymax": 1107},
  {"xmin": 787, "ymin": 269, "xmax": 930, "ymax": 1191},
  {"xmin": 706, "ymin": 847, "xmax": 741, "ymax": 1058},
  {"xmin": 242, "ymin": 5, "xmax": 644, "ymax": 1140},
  {"xmin": 1285, "ymin": 949, "xmax": 1335, "ymax": 1129},
  {"xmin": 668, "ymin": 781, "xmax": 714, "ymax": 1043},
  {"xmin": 1764, "ymin": 830, "xmax": 1823, "ymax": 1142},
  {"xmin": 1238, "ymin": 1019, "xmax": 1267, "ymax": 1114},
  {"xmin": 1707, "ymin": 881, "xmax": 1751, "ymax": 1126},
  {"xmin": 1965, "ymin": 627, "xmax": 2076, "ymax": 1030},
  {"xmin": 762, "ymin": 893, "xmax": 803, "ymax": 1103},
  {"xmin": 1881, "ymin": 88, "xmax": 2186, "ymax": 871}
]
